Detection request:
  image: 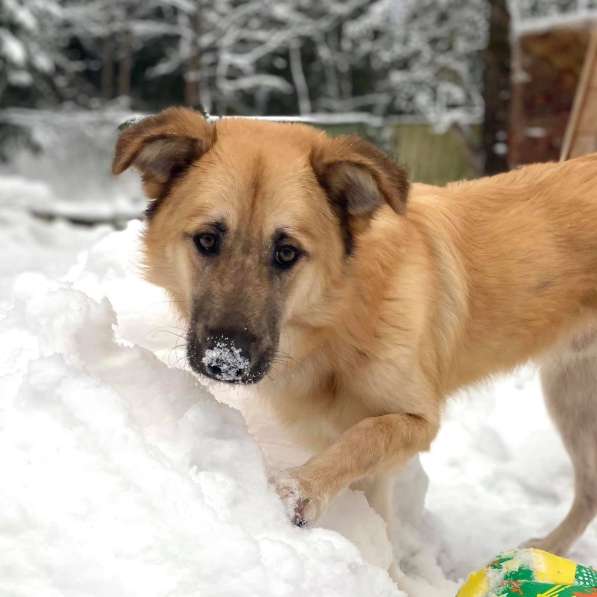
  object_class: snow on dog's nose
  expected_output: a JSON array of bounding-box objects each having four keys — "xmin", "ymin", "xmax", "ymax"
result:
[
  {"xmin": 187, "ymin": 326, "xmax": 272, "ymax": 384},
  {"xmin": 202, "ymin": 339, "xmax": 250, "ymax": 382},
  {"xmin": 200, "ymin": 329, "xmax": 254, "ymax": 383}
]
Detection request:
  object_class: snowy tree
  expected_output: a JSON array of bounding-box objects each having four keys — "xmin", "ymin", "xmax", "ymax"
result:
[
  {"xmin": 342, "ymin": 0, "xmax": 489, "ymax": 128},
  {"xmin": 0, "ymin": 0, "xmax": 65, "ymax": 107},
  {"xmin": 143, "ymin": 0, "xmax": 310, "ymax": 114},
  {"xmin": 142, "ymin": 0, "xmax": 239, "ymax": 111},
  {"xmin": 202, "ymin": 0, "xmax": 489, "ymax": 124},
  {"xmin": 1, "ymin": 0, "xmax": 491, "ymax": 125},
  {"xmin": 143, "ymin": 0, "xmax": 389, "ymax": 115},
  {"xmin": 58, "ymin": 0, "xmax": 145, "ymax": 105}
]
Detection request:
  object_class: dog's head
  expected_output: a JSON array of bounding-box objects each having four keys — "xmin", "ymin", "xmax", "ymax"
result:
[{"xmin": 113, "ymin": 107, "xmax": 409, "ymax": 384}]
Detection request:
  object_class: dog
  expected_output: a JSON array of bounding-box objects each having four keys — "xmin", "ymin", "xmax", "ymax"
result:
[{"xmin": 112, "ymin": 107, "xmax": 597, "ymax": 573}]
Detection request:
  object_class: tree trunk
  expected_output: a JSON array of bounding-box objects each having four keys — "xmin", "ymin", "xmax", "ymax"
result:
[
  {"xmin": 199, "ymin": 51, "xmax": 213, "ymax": 113},
  {"xmin": 184, "ymin": 8, "xmax": 201, "ymax": 108},
  {"xmin": 101, "ymin": 35, "xmax": 114, "ymax": 101},
  {"xmin": 482, "ymin": 0, "xmax": 511, "ymax": 175},
  {"xmin": 289, "ymin": 41, "xmax": 311, "ymax": 114},
  {"xmin": 118, "ymin": 23, "xmax": 133, "ymax": 101},
  {"xmin": 509, "ymin": 38, "xmax": 525, "ymax": 169}
]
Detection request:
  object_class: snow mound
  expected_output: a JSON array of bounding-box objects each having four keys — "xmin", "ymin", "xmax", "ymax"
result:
[{"xmin": 0, "ymin": 275, "xmax": 398, "ymax": 597}]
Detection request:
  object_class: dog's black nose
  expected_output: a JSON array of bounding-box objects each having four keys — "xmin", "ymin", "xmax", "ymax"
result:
[{"xmin": 201, "ymin": 328, "xmax": 256, "ymax": 383}]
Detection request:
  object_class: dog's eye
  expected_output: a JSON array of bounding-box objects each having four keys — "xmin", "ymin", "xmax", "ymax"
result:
[
  {"xmin": 193, "ymin": 232, "xmax": 220, "ymax": 256},
  {"xmin": 273, "ymin": 244, "xmax": 300, "ymax": 269}
]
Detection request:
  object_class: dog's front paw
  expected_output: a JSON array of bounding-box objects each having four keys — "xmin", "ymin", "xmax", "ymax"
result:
[{"xmin": 271, "ymin": 470, "xmax": 326, "ymax": 528}]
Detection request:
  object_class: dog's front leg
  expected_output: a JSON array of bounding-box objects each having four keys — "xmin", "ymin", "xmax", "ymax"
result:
[{"xmin": 272, "ymin": 412, "xmax": 439, "ymax": 527}]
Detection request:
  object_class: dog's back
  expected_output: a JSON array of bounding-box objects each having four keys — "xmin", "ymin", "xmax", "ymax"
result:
[{"xmin": 406, "ymin": 154, "xmax": 597, "ymax": 392}]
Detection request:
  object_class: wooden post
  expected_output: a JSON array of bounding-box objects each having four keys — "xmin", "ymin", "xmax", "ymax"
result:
[{"xmin": 560, "ymin": 27, "xmax": 597, "ymax": 160}]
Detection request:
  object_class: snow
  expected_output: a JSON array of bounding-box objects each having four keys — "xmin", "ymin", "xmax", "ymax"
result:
[
  {"xmin": 0, "ymin": 29, "xmax": 27, "ymax": 65},
  {"xmin": 202, "ymin": 339, "xmax": 251, "ymax": 383},
  {"xmin": 0, "ymin": 186, "xmax": 595, "ymax": 596},
  {"xmin": 507, "ymin": 0, "xmax": 597, "ymax": 36},
  {"xmin": 0, "ymin": 110, "xmax": 145, "ymax": 223}
]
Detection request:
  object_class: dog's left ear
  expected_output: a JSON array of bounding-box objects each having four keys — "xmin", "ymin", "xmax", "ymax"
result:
[{"xmin": 311, "ymin": 134, "xmax": 409, "ymax": 220}]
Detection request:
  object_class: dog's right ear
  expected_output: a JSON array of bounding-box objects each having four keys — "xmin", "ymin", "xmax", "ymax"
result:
[{"xmin": 112, "ymin": 107, "xmax": 214, "ymax": 200}]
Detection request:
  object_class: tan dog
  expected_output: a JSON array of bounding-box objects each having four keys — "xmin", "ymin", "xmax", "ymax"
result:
[{"xmin": 113, "ymin": 107, "xmax": 597, "ymax": 571}]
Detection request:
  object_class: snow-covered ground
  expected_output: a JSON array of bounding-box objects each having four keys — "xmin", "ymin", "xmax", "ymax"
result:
[
  {"xmin": 1, "ymin": 181, "xmax": 595, "ymax": 597},
  {"xmin": 0, "ymin": 110, "xmax": 145, "ymax": 223}
]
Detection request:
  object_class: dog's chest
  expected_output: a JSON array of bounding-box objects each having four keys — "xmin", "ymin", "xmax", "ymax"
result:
[{"xmin": 260, "ymin": 354, "xmax": 394, "ymax": 453}]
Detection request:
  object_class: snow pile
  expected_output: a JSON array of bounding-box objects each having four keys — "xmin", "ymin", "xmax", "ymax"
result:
[
  {"xmin": 0, "ymin": 207, "xmax": 108, "ymax": 311},
  {"xmin": 0, "ymin": 273, "xmax": 399, "ymax": 597},
  {"xmin": 0, "ymin": 203, "xmax": 595, "ymax": 597}
]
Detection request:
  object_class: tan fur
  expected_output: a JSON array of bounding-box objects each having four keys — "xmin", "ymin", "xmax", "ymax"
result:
[{"xmin": 113, "ymin": 108, "xmax": 597, "ymax": 572}]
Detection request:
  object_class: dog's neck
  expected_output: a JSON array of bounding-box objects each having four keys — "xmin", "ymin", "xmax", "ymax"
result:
[{"xmin": 267, "ymin": 193, "xmax": 470, "ymax": 397}]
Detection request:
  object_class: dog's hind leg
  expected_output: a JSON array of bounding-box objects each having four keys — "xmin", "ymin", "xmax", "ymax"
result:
[{"xmin": 525, "ymin": 334, "xmax": 597, "ymax": 554}]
